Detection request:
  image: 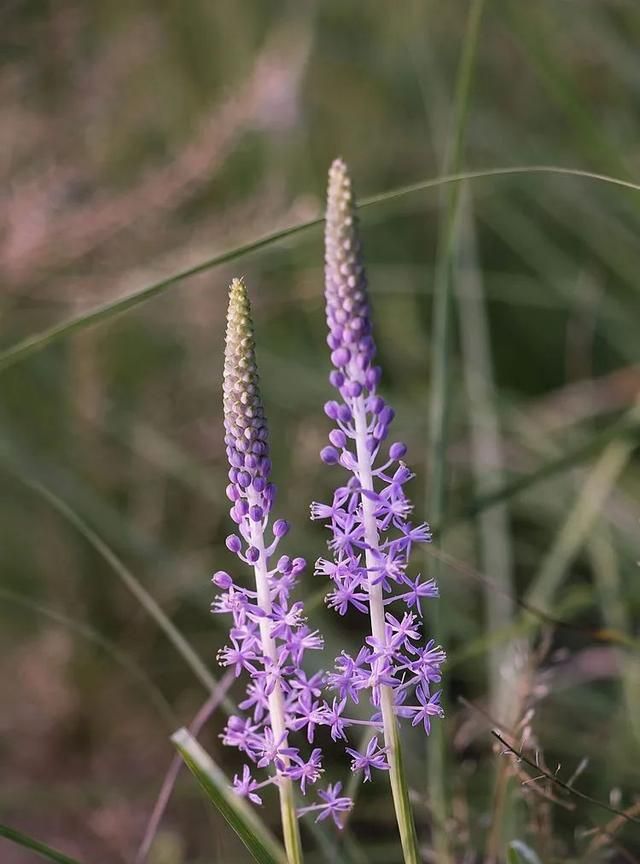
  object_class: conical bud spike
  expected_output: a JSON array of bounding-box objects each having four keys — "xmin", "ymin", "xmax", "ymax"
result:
[
  {"xmin": 223, "ymin": 278, "xmax": 271, "ymax": 498},
  {"xmin": 325, "ymin": 159, "xmax": 376, "ymax": 387}
]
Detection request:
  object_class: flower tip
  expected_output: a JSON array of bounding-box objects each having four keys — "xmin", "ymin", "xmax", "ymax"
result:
[
  {"xmin": 329, "ymin": 156, "xmax": 348, "ymax": 176},
  {"xmin": 227, "ymin": 277, "xmax": 250, "ymax": 318},
  {"xmin": 228, "ymin": 275, "xmax": 247, "ymax": 295}
]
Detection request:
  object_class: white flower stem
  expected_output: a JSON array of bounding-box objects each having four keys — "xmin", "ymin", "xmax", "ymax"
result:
[
  {"xmin": 248, "ymin": 490, "xmax": 304, "ymax": 864},
  {"xmin": 352, "ymin": 398, "xmax": 420, "ymax": 864}
]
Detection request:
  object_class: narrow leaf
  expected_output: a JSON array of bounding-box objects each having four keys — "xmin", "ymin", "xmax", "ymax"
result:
[
  {"xmin": 1, "ymin": 166, "xmax": 639, "ymax": 375},
  {"xmin": 437, "ymin": 407, "xmax": 640, "ymax": 534},
  {"xmin": 507, "ymin": 840, "xmax": 543, "ymax": 864},
  {"xmin": 0, "ymin": 823, "xmax": 87, "ymax": 864},
  {"xmin": 171, "ymin": 728, "xmax": 287, "ymax": 864},
  {"xmin": 0, "ymin": 450, "xmax": 230, "ymax": 709}
]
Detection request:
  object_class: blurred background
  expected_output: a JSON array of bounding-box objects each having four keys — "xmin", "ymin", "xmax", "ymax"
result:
[{"xmin": 1, "ymin": 2, "xmax": 639, "ymax": 862}]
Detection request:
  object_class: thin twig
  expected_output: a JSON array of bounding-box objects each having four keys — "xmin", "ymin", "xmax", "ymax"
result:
[
  {"xmin": 491, "ymin": 731, "xmax": 640, "ymax": 825},
  {"xmin": 586, "ymin": 800, "xmax": 640, "ymax": 854}
]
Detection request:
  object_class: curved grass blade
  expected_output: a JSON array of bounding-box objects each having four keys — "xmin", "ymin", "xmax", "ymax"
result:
[
  {"xmin": 437, "ymin": 405, "xmax": 640, "ymax": 535},
  {"xmin": 171, "ymin": 728, "xmax": 287, "ymax": 864},
  {"xmin": 2, "ymin": 165, "xmax": 640, "ymax": 375},
  {"xmin": 0, "ymin": 824, "xmax": 88, "ymax": 864},
  {"xmin": 425, "ymin": 6, "xmax": 485, "ymax": 859},
  {"xmin": 524, "ymin": 436, "xmax": 635, "ymax": 613},
  {"xmin": 0, "ymin": 455, "xmax": 231, "ymax": 709},
  {"xmin": 0, "ymin": 587, "xmax": 175, "ymax": 727},
  {"xmin": 0, "ymin": 217, "xmax": 319, "ymax": 373},
  {"xmin": 507, "ymin": 840, "xmax": 542, "ymax": 864}
]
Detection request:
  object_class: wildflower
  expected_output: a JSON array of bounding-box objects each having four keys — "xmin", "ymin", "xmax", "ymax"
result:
[
  {"xmin": 312, "ymin": 159, "xmax": 446, "ymax": 858},
  {"xmin": 409, "ymin": 685, "xmax": 444, "ymax": 734},
  {"xmin": 215, "ymin": 278, "xmax": 333, "ymax": 859},
  {"xmin": 345, "ymin": 736, "xmax": 389, "ymax": 782},
  {"xmin": 232, "ymin": 765, "xmax": 264, "ymax": 806},
  {"xmin": 286, "ymin": 748, "xmax": 324, "ymax": 794},
  {"xmin": 297, "ymin": 782, "xmax": 353, "ymax": 827}
]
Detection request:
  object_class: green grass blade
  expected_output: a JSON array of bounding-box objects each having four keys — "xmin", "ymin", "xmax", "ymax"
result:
[
  {"xmin": 455, "ymin": 195, "xmax": 516, "ymax": 708},
  {"xmin": 524, "ymin": 436, "xmax": 635, "ymax": 613},
  {"xmin": 425, "ymin": 4, "xmax": 485, "ymax": 860},
  {"xmin": 171, "ymin": 728, "xmax": 287, "ymax": 864},
  {"xmin": 2, "ymin": 165, "xmax": 640, "ymax": 374},
  {"xmin": 0, "ymin": 217, "xmax": 321, "ymax": 374},
  {"xmin": 0, "ymin": 587, "xmax": 175, "ymax": 726},
  {"xmin": 589, "ymin": 529, "xmax": 640, "ymax": 748},
  {"xmin": 0, "ymin": 455, "xmax": 230, "ymax": 708},
  {"xmin": 507, "ymin": 840, "xmax": 542, "ymax": 864},
  {"xmin": 454, "ymin": 194, "xmax": 520, "ymax": 856},
  {"xmin": 438, "ymin": 406, "xmax": 640, "ymax": 534},
  {"xmin": 0, "ymin": 824, "xmax": 88, "ymax": 864}
]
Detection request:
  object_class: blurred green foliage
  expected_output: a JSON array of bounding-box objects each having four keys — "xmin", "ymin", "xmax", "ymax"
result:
[{"xmin": 1, "ymin": 2, "xmax": 639, "ymax": 863}]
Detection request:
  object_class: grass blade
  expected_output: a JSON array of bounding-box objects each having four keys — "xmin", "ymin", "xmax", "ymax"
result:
[
  {"xmin": 425, "ymin": 3, "xmax": 485, "ymax": 861},
  {"xmin": 0, "ymin": 824, "xmax": 88, "ymax": 864},
  {"xmin": 0, "ymin": 587, "xmax": 175, "ymax": 726},
  {"xmin": 438, "ymin": 405, "xmax": 640, "ymax": 534},
  {"xmin": 2, "ymin": 166, "xmax": 640, "ymax": 375},
  {"xmin": 589, "ymin": 529, "xmax": 640, "ymax": 749},
  {"xmin": 455, "ymin": 194, "xmax": 516, "ymax": 711},
  {"xmin": 524, "ymin": 436, "xmax": 636, "ymax": 613},
  {"xmin": 507, "ymin": 840, "xmax": 542, "ymax": 864},
  {"xmin": 171, "ymin": 728, "xmax": 287, "ymax": 864},
  {"xmin": 0, "ymin": 452, "xmax": 229, "ymax": 707},
  {"xmin": 454, "ymin": 193, "xmax": 520, "ymax": 857}
]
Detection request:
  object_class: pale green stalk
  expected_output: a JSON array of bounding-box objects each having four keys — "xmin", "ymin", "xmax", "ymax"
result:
[
  {"xmin": 425, "ymin": 3, "xmax": 485, "ymax": 860},
  {"xmin": 353, "ymin": 398, "xmax": 420, "ymax": 864},
  {"xmin": 247, "ymin": 486, "xmax": 304, "ymax": 864},
  {"xmin": 454, "ymin": 193, "xmax": 520, "ymax": 857}
]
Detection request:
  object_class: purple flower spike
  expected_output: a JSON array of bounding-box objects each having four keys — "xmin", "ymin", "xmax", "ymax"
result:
[
  {"xmin": 215, "ymin": 279, "xmax": 342, "ymax": 855},
  {"xmin": 313, "ymin": 160, "xmax": 445, "ymax": 853}
]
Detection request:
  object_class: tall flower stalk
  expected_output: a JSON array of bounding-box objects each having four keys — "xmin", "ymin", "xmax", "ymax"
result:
[
  {"xmin": 214, "ymin": 278, "xmax": 340, "ymax": 863},
  {"xmin": 312, "ymin": 160, "xmax": 445, "ymax": 863}
]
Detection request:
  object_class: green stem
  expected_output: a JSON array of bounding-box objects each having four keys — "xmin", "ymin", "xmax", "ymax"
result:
[
  {"xmin": 248, "ymin": 489, "xmax": 304, "ymax": 864},
  {"xmin": 353, "ymin": 398, "xmax": 420, "ymax": 864}
]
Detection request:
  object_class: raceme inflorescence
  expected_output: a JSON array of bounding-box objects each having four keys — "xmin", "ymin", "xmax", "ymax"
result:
[
  {"xmin": 213, "ymin": 278, "xmax": 351, "ymax": 861},
  {"xmin": 310, "ymin": 158, "xmax": 446, "ymax": 861}
]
